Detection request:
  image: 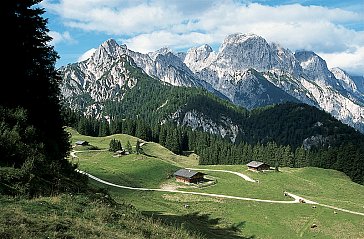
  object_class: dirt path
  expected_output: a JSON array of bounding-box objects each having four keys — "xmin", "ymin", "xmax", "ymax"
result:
[
  {"xmin": 70, "ymin": 149, "xmax": 107, "ymax": 158},
  {"xmin": 318, "ymin": 203, "xmax": 364, "ymax": 216},
  {"xmin": 76, "ymin": 169, "xmax": 299, "ymax": 204},
  {"xmin": 186, "ymin": 168, "xmax": 256, "ymax": 182},
  {"xmin": 284, "ymin": 192, "xmax": 318, "ymax": 204},
  {"xmin": 70, "ymin": 150, "xmax": 81, "ymax": 158},
  {"xmin": 72, "ymin": 151, "xmax": 364, "ymax": 216}
]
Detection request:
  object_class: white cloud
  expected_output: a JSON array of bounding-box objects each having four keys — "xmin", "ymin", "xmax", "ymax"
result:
[
  {"xmin": 77, "ymin": 48, "xmax": 97, "ymax": 62},
  {"xmin": 319, "ymin": 46, "xmax": 364, "ymax": 76},
  {"xmin": 48, "ymin": 31, "xmax": 74, "ymax": 45},
  {"xmin": 43, "ymin": 0, "xmax": 182, "ymax": 34},
  {"xmin": 122, "ymin": 31, "xmax": 214, "ymax": 53},
  {"xmin": 43, "ymin": 0, "xmax": 364, "ymax": 74}
]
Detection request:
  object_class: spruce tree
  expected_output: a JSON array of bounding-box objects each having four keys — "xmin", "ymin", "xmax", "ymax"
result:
[
  {"xmin": 126, "ymin": 140, "xmax": 133, "ymax": 154},
  {"xmin": 1, "ymin": 0, "xmax": 86, "ymax": 196},
  {"xmin": 135, "ymin": 140, "xmax": 143, "ymax": 155}
]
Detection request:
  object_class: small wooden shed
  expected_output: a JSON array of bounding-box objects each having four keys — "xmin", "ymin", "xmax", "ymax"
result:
[
  {"xmin": 114, "ymin": 150, "xmax": 130, "ymax": 156},
  {"xmin": 246, "ymin": 161, "xmax": 270, "ymax": 171},
  {"xmin": 173, "ymin": 169, "xmax": 205, "ymax": 184},
  {"xmin": 75, "ymin": 140, "xmax": 89, "ymax": 146}
]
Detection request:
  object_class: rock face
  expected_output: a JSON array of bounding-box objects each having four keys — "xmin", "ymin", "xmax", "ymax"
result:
[
  {"xmin": 170, "ymin": 110, "xmax": 240, "ymax": 142},
  {"xmin": 183, "ymin": 33, "xmax": 364, "ymax": 132},
  {"xmin": 60, "ymin": 33, "xmax": 364, "ymax": 133}
]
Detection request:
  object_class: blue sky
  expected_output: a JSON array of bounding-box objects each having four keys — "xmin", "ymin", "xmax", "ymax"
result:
[{"xmin": 41, "ymin": 0, "xmax": 364, "ymax": 75}]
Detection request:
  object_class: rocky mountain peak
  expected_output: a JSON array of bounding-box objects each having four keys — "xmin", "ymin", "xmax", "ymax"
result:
[
  {"xmin": 148, "ymin": 47, "xmax": 173, "ymax": 60},
  {"xmin": 294, "ymin": 50, "xmax": 328, "ymax": 73},
  {"xmin": 59, "ymin": 32, "xmax": 364, "ymax": 133},
  {"xmin": 215, "ymin": 33, "xmax": 272, "ymax": 72},
  {"xmin": 294, "ymin": 50, "xmax": 336, "ymax": 85},
  {"xmin": 90, "ymin": 38, "xmax": 122, "ymax": 64},
  {"xmin": 184, "ymin": 44, "xmax": 215, "ymax": 72},
  {"xmin": 331, "ymin": 67, "xmax": 358, "ymax": 93},
  {"xmin": 186, "ymin": 44, "xmax": 213, "ymax": 59},
  {"xmin": 100, "ymin": 38, "xmax": 120, "ymax": 55},
  {"xmin": 294, "ymin": 50, "xmax": 321, "ymax": 68},
  {"xmin": 221, "ymin": 33, "xmax": 261, "ymax": 45}
]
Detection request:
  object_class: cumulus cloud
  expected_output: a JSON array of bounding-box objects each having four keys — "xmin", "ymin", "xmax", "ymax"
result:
[
  {"xmin": 319, "ymin": 46, "xmax": 364, "ymax": 76},
  {"xmin": 43, "ymin": 0, "xmax": 182, "ymax": 34},
  {"xmin": 48, "ymin": 31, "xmax": 74, "ymax": 45},
  {"xmin": 122, "ymin": 31, "xmax": 214, "ymax": 53},
  {"xmin": 77, "ymin": 48, "xmax": 97, "ymax": 62},
  {"xmin": 43, "ymin": 0, "xmax": 364, "ymax": 74}
]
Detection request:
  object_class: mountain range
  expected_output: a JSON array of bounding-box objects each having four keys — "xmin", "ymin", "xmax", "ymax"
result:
[{"xmin": 59, "ymin": 33, "xmax": 364, "ymax": 134}]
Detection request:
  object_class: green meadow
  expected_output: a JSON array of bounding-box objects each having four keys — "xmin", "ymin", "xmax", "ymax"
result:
[{"xmin": 69, "ymin": 128, "xmax": 364, "ymax": 239}]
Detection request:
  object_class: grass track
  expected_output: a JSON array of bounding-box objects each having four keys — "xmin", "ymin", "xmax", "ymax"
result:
[{"xmin": 70, "ymin": 128, "xmax": 364, "ymax": 239}]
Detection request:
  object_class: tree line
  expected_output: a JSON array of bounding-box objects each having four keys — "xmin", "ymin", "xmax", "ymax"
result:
[
  {"xmin": 60, "ymin": 24, "xmax": 364, "ymax": 185},
  {"xmin": 63, "ymin": 109, "xmax": 364, "ymax": 185}
]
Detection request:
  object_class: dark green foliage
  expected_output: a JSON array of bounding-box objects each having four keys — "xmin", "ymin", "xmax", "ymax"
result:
[
  {"xmin": 98, "ymin": 119, "xmax": 110, "ymax": 136},
  {"xmin": 109, "ymin": 139, "xmax": 123, "ymax": 152},
  {"xmin": 65, "ymin": 107, "xmax": 364, "ymax": 184},
  {"xmin": 275, "ymin": 161, "xmax": 279, "ymax": 172},
  {"xmin": 242, "ymin": 102, "xmax": 362, "ymax": 149},
  {"xmin": 125, "ymin": 140, "xmax": 133, "ymax": 154},
  {"xmin": 135, "ymin": 140, "xmax": 143, "ymax": 155},
  {"xmin": 0, "ymin": 0, "xmax": 87, "ymax": 197},
  {"xmin": 61, "ymin": 56, "xmax": 364, "ymax": 184},
  {"xmin": 101, "ymin": 60, "xmax": 247, "ymax": 128}
]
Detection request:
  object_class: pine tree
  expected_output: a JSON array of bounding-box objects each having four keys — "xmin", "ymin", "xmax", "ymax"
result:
[
  {"xmin": 1, "ymin": 0, "xmax": 86, "ymax": 196},
  {"xmin": 126, "ymin": 140, "xmax": 133, "ymax": 154},
  {"xmin": 135, "ymin": 140, "xmax": 143, "ymax": 155},
  {"xmin": 275, "ymin": 160, "xmax": 280, "ymax": 172},
  {"xmin": 294, "ymin": 146, "xmax": 307, "ymax": 167},
  {"xmin": 109, "ymin": 139, "xmax": 123, "ymax": 152},
  {"xmin": 165, "ymin": 128, "xmax": 181, "ymax": 154}
]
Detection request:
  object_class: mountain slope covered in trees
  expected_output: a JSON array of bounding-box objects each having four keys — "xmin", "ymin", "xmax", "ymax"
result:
[
  {"xmin": 62, "ymin": 59, "xmax": 364, "ymax": 185},
  {"xmin": 60, "ymin": 36, "xmax": 364, "ymax": 133}
]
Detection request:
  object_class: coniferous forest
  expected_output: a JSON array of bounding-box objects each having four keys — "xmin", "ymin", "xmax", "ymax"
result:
[
  {"xmin": 62, "ymin": 66, "xmax": 364, "ymax": 185},
  {"xmin": 3, "ymin": 1, "xmax": 364, "ymax": 239}
]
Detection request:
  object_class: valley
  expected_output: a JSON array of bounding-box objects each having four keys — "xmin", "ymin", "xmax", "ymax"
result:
[
  {"xmin": 3, "ymin": 1, "xmax": 364, "ymax": 238},
  {"xmin": 68, "ymin": 128, "xmax": 364, "ymax": 239}
]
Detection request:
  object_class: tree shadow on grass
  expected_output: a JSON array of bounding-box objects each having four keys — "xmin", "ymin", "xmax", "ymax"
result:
[{"xmin": 143, "ymin": 211, "xmax": 255, "ymax": 239}]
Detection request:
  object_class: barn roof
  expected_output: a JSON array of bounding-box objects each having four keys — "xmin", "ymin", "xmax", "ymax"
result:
[
  {"xmin": 173, "ymin": 169, "xmax": 204, "ymax": 178},
  {"xmin": 246, "ymin": 161, "xmax": 268, "ymax": 168},
  {"xmin": 75, "ymin": 140, "xmax": 88, "ymax": 145}
]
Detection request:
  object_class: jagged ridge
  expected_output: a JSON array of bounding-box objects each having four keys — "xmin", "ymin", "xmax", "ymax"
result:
[{"xmin": 59, "ymin": 33, "xmax": 364, "ymax": 133}]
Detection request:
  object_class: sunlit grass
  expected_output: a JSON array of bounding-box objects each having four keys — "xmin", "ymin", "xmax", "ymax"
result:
[{"xmin": 69, "ymin": 128, "xmax": 364, "ymax": 239}]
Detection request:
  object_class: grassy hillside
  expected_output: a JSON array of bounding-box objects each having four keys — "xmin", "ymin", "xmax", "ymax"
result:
[
  {"xmin": 69, "ymin": 128, "xmax": 364, "ymax": 239},
  {"xmin": 0, "ymin": 193, "xmax": 200, "ymax": 239}
]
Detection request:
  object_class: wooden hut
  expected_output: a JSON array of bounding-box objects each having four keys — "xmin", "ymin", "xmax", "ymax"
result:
[
  {"xmin": 114, "ymin": 150, "xmax": 130, "ymax": 156},
  {"xmin": 75, "ymin": 140, "xmax": 89, "ymax": 146},
  {"xmin": 173, "ymin": 169, "xmax": 205, "ymax": 184},
  {"xmin": 246, "ymin": 161, "xmax": 270, "ymax": 171}
]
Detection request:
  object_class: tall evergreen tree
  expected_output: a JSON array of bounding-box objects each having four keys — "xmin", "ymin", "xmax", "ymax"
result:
[
  {"xmin": 1, "ymin": 0, "xmax": 86, "ymax": 196},
  {"xmin": 109, "ymin": 139, "xmax": 123, "ymax": 152},
  {"xmin": 126, "ymin": 140, "xmax": 133, "ymax": 154},
  {"xmin": 135, "ymin": 140, "xmax": 143, "ymax": 155}
]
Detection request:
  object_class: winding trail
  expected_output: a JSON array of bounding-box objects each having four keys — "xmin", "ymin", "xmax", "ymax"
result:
[
  {"xmin": 72, "ymin": 150, "xmax": 364, "ymax": 216},
  {"xmin": 76, "ymin": 169, "xmax": 300, "ymax": 204},
  {"xmin": 186, "ymin": 168, "xmax": 256, "ymax": 183},
  {"xmin": 284, "ymin": 192, "xmax": 317, "ymax": 204},
  {"xmin": 318, "ymin": 203, "xmax": 364, "ymax": 216},
  {"xmin": 70, "ymin": 149, "xmax": 107, "ymax": 158}
]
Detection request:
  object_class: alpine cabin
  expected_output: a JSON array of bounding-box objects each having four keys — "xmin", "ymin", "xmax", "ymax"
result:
[
  {"xmin": 173, "ymin": 169, "xmax": 205, "ymax": 184},
  {"xmin": 75, "ymin": 140, "xmax": 89, "ymax": 146},
  {"xmin": 246, "ymin": 161, "xmax": 270, "ymax": 171}
]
